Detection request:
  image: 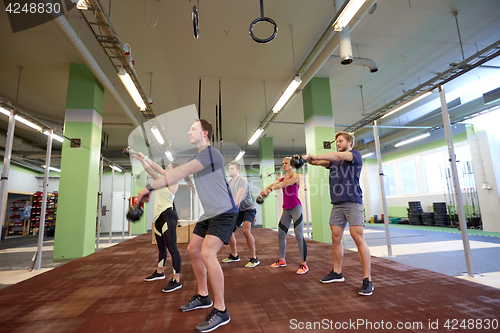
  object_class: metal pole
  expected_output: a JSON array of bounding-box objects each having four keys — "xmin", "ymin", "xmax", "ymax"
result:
[
  {"xmin": 35, "ymin": 129, "xmax": 53, "ymax": 270},
  {"xmin": 129, "ymin": 173, "xmax": 133, "ymax": 236},
  {"xmin": 109, "ymin": 165, "xmax": 114, "ymax": 243},
  {"xmin": 438, "ymin": 84, "xmax": 474, "ymax": 276},
  {"xmin": 303, "ymin": 163, "xmax": 310, "ymax": 238},
  {"xmin": 96, "ymin": 157, "xmax": 103, "ymax": 249},
  {"xmin": 373, "ymin": 120, "xmax": 393, "ymax": 257},
  {"xmin": 122, "ymin": 171, "xmax": 126, "ymax": 239},
  {"xmin": 0, "ymin": 110, "xmax": 15, "ymax": 245}
]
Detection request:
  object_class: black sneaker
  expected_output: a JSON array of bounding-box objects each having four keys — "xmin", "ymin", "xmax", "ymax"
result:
[
  {"xmin": 195, "ymin": 308, "xmax": 230, "ymax": 333},
  {"xmin": 221, "ymin": 254, "xmax": 240, "ymax": 263},
  {"xmin": 358, "ymin": 278, "xmax": 374, "ymax": 296},
  {"xmin": 320, "ymin": 270, "xmax": 345, "ymax": 283},
  {"xmin": 245, "ymin": 257, "xmax": 260, "ymax": 268},
  {"xmin": 144, "ymin": 270, "xmax": 165, "ymax": 281},
  {"xmin": 179, "ymin": 294, "xmax": 213, "ymax": 312},
  {"xmin": 162, "ymin": 279, "xmax": 182, "ymax": 293}
]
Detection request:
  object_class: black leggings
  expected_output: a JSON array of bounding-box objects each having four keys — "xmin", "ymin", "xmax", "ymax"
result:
[{"xmin": 154, "ymin": 207, "xmax": 181, "ymax": 275}]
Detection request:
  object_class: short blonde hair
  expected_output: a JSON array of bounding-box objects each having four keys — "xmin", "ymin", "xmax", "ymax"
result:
[{"xmin": 335, "ymin": 131, "xmax": 355, "ymax": 147}]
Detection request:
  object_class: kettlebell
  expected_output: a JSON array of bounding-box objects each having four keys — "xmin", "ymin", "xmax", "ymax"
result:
[
  {"xmin": 290, "ymin": 154, "xmax": 311, "ymax": 169},
  {"xmin": 123, "ymin": 147, "xmax": 139, "ymax": 158},
  {"xmin": 256, "ymin": 195, "xmax": 265, "ymax": 204},
  {"xmin": 290, "ymin": 154, "xmax": 305, "ymax": 168},
  {"xmin": 123, "ymin": 147, "xmax": 132, "ymax": 157},
  {"xmin": 127, "ymin": 196, "xmax": 147, "ymax": 222}
]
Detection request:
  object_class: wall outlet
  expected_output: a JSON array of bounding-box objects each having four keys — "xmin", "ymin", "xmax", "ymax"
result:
[{"xmin": 323, "ymin": 141, "xmax": 331, "ymax": 149}]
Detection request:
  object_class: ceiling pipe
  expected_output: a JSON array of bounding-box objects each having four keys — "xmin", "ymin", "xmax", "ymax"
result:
[
  {"xmin": 51, "ymin": 13, "xmax": 142, "ymax": 128},
  {"xmin": 254, "ymin": 0, "xmax": 378, "ymax": 138},
  {"xmin": 339, "ymin": 25, "xmax": 353, "ymax": 65},
  {"xmin": 329, "ymin": 55, "xmax": 378, "ymax": 73}
]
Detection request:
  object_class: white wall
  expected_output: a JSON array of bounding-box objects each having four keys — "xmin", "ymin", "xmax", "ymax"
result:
[
  {"xmin": 361, "ymin": 163, "xmax": 383, "ymax": 221},
  {"xmin": 469, "ymin": 112, "xmax": 500, "ymax": 232},
  {"xmin": 100, "ymin": 173, "xmax": 132, "ymax": 233}
]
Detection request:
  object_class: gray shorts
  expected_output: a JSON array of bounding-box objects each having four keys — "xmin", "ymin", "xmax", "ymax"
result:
[{"xmin": 329, "ymin": 202, "xmax": 364, "ymax": 228}]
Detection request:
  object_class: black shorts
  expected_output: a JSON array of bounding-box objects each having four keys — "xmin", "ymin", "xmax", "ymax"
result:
[
  {"xmin": 234, "ymin": 209, "xmax": 257, "ymax": 231},
  {"xmin": 193, "ymin": 213, "xmax": 238, "ymax": 245}
]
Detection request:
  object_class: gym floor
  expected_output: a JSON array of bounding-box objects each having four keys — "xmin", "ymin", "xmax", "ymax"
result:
[{"xmin": 0, "ymin": 226, "xmax": 499, "ymax": 332}]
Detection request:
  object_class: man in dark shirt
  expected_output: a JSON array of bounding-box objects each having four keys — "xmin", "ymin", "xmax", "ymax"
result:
[{"xmin": 304, "ymin": 131, "xmax": 373, "ymax": 296}]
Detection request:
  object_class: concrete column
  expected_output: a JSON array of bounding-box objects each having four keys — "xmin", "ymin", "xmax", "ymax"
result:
[
  {"xmin": 302, "ymin": 77, "xmax": 335, "ymax": 243},
  {"xmin": 53, "ymin": 63, "xmax": 103, "ymax": 259},
  {"xmin": 259, "ymin": 137, "xmax": 276, "ymax": 229}
]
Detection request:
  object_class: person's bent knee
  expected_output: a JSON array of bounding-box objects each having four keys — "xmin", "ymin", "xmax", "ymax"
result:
[
  {"xmin": 187, "ymin": 243, "xmax": 200, "ymax": 259},
  {"xmin": 242, "ymin": 227, "xmax": 252, "ymax": 237},
  {"xmin": 200, "ymin": 247, "xmax": 217, "ymax": 264}
]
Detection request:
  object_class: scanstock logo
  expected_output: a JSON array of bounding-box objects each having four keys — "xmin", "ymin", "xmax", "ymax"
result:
[{"xmin": 3, "ymin": 0, "xmax": 78, "ymax": 33}]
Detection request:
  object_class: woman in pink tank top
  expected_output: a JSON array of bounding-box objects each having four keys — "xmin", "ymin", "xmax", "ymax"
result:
[{"xmin": 260, "ymin": 157, "xmax": 308, "ymax": 275}]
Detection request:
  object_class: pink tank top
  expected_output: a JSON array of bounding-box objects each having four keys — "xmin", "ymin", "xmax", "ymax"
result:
[{"xmin": 281, "ymin": 174, "xmax": 301, "ymax": 210}]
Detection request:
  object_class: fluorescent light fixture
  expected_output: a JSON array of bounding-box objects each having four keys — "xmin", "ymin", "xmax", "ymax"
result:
[
  {"xmin": 248, "ymin": 127, "xmax": 264, "ymax": 145},
  {"xmin": 165, "ymin": 150, "xmax": 174, "ymax": 161},
  {"xmin": 110, "ymin": 165, "xmax": 123, "ymax": 172},
  {"xmin": 361, "ymin": 152, "xmax": 374, "ymax": 158},
  {"xmin": 235, "ymin": 150, "xmax": 245, "ymax": 161},
  {"xmin": 151, "ymin": 127, "xmax": 165, "ymax": 145},
  {"xmin": 395, "ymin": 133, "xmax": 430, "ymax": 148},
  {"xmin": 14, "ymin": 115, "xmax": 42, "ymax": 131},
  {"xmin": 75, "ymin": 0, "xmax": 88, "ymax": 10},
  {"xmin": 1, "ymin": 106, "xmax": 43, "ymax": 131},
  {"xmin": 333, "ymin": 0, "xmax": 367, "ymax": 31},
  {"xmin": 272, "ymin": 76, "xmax": 302, "ymax": 113},
  {"xmin": 0, "ymin": 106, "xmax": 11, "ymax": 116},
  {"xmin": 382, "ymin": 91, "xmax": 433, "ymax": 119},
  {"xmin": 42, "ymin": 165, "xmax": 61, "ymax": 172},
  {"xmin": 43, "ymin": 131, "xmax": 64, "ymax": 143},
  {"xmin": 118, "ymin": 69, "xmax": 147, "ymax": 111}
]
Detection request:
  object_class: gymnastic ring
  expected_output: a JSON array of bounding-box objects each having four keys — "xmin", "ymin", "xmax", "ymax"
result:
[
  {"xmin": 249, "ymin": 16, "xmax": 278, "ymax": 43},
  {"xmin": 192, "ymin": 6, "xmax": 199, "ymax": 39}
]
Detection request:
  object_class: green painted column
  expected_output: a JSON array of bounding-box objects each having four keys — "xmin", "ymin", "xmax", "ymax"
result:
[
  {"xmin": 259, "ymin": 137, "xmax": 277, "ymax": 229},
  {"xmin": 53, "ymin": 63, "xmax": 103, "ymax": 259},
  {"xmin": 302, "ymin": 77, "xmax": 335, "ymax": 243}
]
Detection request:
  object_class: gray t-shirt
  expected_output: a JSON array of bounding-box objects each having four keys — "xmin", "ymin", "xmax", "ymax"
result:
[
  {"xmin": 190, "ymin": 146, "xmax": 238, "ymax": 220},
  {"xmin": 228, "ymin": 176, "xmax": 255, "ymax": 212}
]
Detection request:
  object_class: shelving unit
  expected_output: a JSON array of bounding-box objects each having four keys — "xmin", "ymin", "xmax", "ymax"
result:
[
  {"xmin": 3, "ymin": 192, "xmax": 34, "ymax": 236},
  {"xmin": 31, "ymin": 191, "xmax": 58, "ymax": 236}
]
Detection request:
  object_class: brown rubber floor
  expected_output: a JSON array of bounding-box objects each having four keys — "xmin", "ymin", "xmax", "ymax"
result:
[{"xmin": 1, "ymin": 228, "xmax": 499, "ymax": 332}]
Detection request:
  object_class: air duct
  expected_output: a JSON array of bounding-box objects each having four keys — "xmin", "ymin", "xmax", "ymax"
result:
[
  {"xmin": 339, "ymin": 25, "xmax": 353, "ymax": 65},
  {"xmin": 50, "ymin": 12, "xmax": 142, "ymax": 128},
  {"xmin": 329, "ymin": 55, "xmax": 378, "ymax": 73}
]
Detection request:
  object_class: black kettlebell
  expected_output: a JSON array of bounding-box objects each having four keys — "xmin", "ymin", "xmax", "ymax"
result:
[
  {"xmin": 290, "ymin": 154, "xmax": 305, "ymax": 169},
  {"xmin": 256, "ymin": 195, "xmax": 265, "ymax": 204},
  {"xmin": 127, "ymin": 196, "xmax": 147, "ymax": 222},
  {"xmin": 123, "ymin": 147, "xmax": 132, "ymax": 157},
  {"xmin": 123, "ymin": 147, "xmax": 138, "ymax": 158}
]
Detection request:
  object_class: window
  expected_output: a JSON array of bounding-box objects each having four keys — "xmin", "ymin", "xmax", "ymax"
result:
[
  {"xmin": 454, "ymin": 145, "xmax": 473, "ymax": 190},
  {"xmin": 422, "ymin": 152, "xmax": 445, "ymax": 193},
  {"xmin": 382, "ymin": 164, "xmax": 397, "ymax": 196},
  {"xmin": 399, "ymin": 159, "xmax": 418, "ymax": 194}
]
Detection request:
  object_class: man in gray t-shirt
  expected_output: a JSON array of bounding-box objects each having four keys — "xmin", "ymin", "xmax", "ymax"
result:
[{"xmin": 221, "ymin": 161, "xmax": 260, "ymax": 268}]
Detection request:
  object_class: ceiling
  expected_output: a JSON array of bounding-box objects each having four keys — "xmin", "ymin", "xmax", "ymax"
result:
[{"xmin": 1, "ymin": 0, "xmax": 500, "ymax": 172}]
